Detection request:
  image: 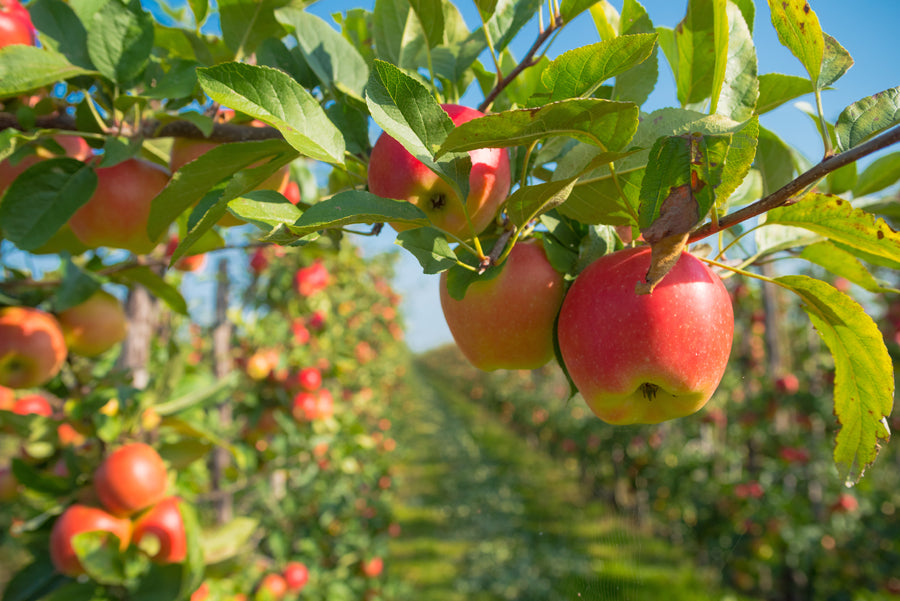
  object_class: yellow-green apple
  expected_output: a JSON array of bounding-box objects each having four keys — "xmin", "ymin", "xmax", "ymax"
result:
[
  {"xmin": 0, "ymin": 306, "xmax": 67, "ymax": 389},
  {"xmin": 557, "ymin": 246, "xmax": 734, "ymax": 425},
  {"xmin": 0, "ymin": 0, "xmax": 35, "ymax": 48},
  {"xmin": 49, "ymin": 504, "xmax": 132, "ymax": 576},
  {"xmin": 169, "ymin": 136, "xmax": 290, "ymax": 227},
  {"xmin": 94, "ymin": 443, "xmax": 169, "ymax": 517},
  {"xmin": 367, "ymin": 104, "xmax": 510, "ymax": 240},
  {"xmin": 132, "ymin": 496, "xmax": 187, "ymax": 564},
  {"xmin": 56, "ymin": 289, "xmax": 127, "ymax": 357},
  {"xmin": 439, "ymin": 239, "xmax": 564, "ymax": 371},
  {"xmin": 69, "ymin": 158, "xmax": 170, "ymax": 254}
]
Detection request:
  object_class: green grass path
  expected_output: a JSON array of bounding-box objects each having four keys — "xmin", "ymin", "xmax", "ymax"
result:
[{"xmin": 387, "ymin": 361, "xmax": 737, "ymax": 601}]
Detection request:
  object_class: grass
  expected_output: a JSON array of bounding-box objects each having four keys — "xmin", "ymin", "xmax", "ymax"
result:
[{"xmin": 386, "ymin": 360, "xmax": 748, "ymax": 601}]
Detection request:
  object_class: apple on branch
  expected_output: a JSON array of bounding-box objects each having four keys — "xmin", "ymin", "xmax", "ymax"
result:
[
  {"xmin": 56, "ymin": 289, "xmax": 128, "ymax": 357},
  {"xmin": 0, "ymin": 306, "xmax": 68, "ymax": 389},
  {"xmin": 439, "ymin": 238, "xmax": 565, "ymax": 371},
  {"xmin": 557, "ymin": 246, "xmax": 734, "ymax": 425},
  {"xmin": 367, "ymin": 104, "xmax": 510, "ymax": 240}
]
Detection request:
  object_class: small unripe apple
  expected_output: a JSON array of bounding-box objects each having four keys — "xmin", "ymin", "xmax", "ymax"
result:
[
  {"xmin": 0, "ymin": 306, "xmax": 68, "ymax": 389},
  {"xmin": 439, "ymin": 239, "xmax": 564, "ymax": 371},
  {"xmin": 56, "ymin": 289, "xmax": 128, "ymax": 357},
  {"xmin": 69, "ymin": 158, "xmax": 170, "ymax": 254},
  {"xmin": 558, "ymin": 246, "xmax": 734, "ymax": 425},
  {"xmin": 368, "ymin": 104, "xmax": 511, "ymax": 240},
  {"xmin": 49, "ymin": 504, "xmax": 132, "ymax": 576}
]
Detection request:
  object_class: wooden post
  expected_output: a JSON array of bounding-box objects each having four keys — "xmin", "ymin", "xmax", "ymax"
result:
[{"xmin": 210, "ymin": 258, "xmax": 234, "ymax": 524}]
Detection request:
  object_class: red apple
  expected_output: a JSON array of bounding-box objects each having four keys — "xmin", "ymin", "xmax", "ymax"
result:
[
  {"xmin": 292, "ymin": 388, "xmax": 333, "ymax": 421},
  {"xmin": 0, "ymin": 0, "xmax": 35, "ymax": 48},
  {"xmin": 94, "ymin": 443, "xmax": 169, "ymax": 517},
  {"xmin": 283, "ymin": 180, "xmax": 301, "ymax": 205},
  {"xmin": 283, "ymin": 561, "xmax": 309, "ymax": 592},
  {"xmin": 0, "ymin": 385, "xmax": 13, "ymax": 410},
  {"xmin": 361, "ymin": 557, "xmax": 383, "ymax": 578},
  {"xmin": 69, "ymin": 158, "xmax": 170, "ymax": 254},
  {"xmin": 56, "ymin": 289, "xmax": 128, "ymax": 357},
  {"xmin": 439, "ymin": 239, "xmax": 564, "ymax": 371},
  {"xmin": 255, "ymin": 573, "xmax": 287, "ymax": 601},
  {"xmin": 246, "ymin": 349, "xmax": 278, "ymax": 381},
  {"xmin": 49, "ymin": 504, "xmax": 132, "ymax": 576},
  {"xmin": 775, "ymin": 373, "xmax": 800, "ymax": 395},
  {"xmin": 12, "ymin": 393, "xmax": 52, "ymax": 416},
  {"xmin": 557, "ymin": 246, "xmax": 734, "ymax": 425},
  {"xmin": 0, "ymin": 306, "xmax": 68, "ymax": 389},
  {"xmin": 190, "ymin": 582, "xmax": 210, "ymax": 601},
  {"xmin": 132, "ymin": 496, "xmax": 187, "ymax": 564},
  {"xmin": 368, "ymin": 104, "xmax": 510, "ymax": 240},
  {"xmin": 249, "ymin": 247, "xmax": 269, "ymax": 274},
  {"xmin": 296, "ymin": 367, "xmax": 322, "ymax": 392},
  {"xmin": 293, "ymin": 261, "xmax": 329, "ymax": 297},
  {"xmin": 0, "ymin": 135, "xmax": 92, "ymax": 196}
]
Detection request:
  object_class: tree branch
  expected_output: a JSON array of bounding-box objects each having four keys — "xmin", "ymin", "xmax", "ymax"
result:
[{"xmin": 690, "ymin": 125, "xmax": 900, "ymax": 242}]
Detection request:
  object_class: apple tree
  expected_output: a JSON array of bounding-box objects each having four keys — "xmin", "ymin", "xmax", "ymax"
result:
[{"xmin": 0, "ymin": 0, "xmax": 898, "ymax": 598}]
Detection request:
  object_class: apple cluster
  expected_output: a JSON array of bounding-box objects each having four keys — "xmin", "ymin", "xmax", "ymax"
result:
[
  {"xmin": 370, "ymin": 104, "xmax": 735, "ymax": 425},
  {"xmin": 50, "ymin": 443, "xmax": 189, "ymax": 576},
  {"xmin": 0, "ymin": 291, "xmax": 128, "ymax": 389}
]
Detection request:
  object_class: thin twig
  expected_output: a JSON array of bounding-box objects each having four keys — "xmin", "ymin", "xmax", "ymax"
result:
[{"xmin": 690, "ymin": 125, "xmax": 900, "ymax": 242}]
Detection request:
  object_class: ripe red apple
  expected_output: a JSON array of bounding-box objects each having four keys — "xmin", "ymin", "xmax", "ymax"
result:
[
  {"xmin": 56, "ymin": 289, "xmax": 128, "ymax": 357},
  {"xmin": 12, "ymin": 393, "xmax": 52, "ymax": 416},
  {"xmin": 775, "ymin": 373, "xmax": 800, "ymax": 395},
  {"xmin": 283, "ymin": 561, "xmax": 309, "ymax": 592},
  {"xmin": 169, "ymin": 137, "xmax": 290, "ymax": 227},
  {"xmin": 190, "ymin": 582, "xmax": 210, "ymax": 601},
  {"xmin": 296, "ymin": 367, "xmax": 322, "ymax": 392},
  {"xmin": 255, "ymin": 573, "xmax": 288, "ymax": 601},
  {"xmin": 94, "ymin": 442, "xmax": 169, "ymax": 517},
  {"xmin": 292, "ymin": 388, "xmax": 333, "ymax": 421},
  {"xmin": 0, "ymin": 136, "xmax": 92, "ymax": 196},
  {"xmin": 249, "ymin": 247, "xmax": 269, "ymax": 274},
  {"xmin": 0, "ymin": 306, "xmax": 68, "ymax": 389},
  {"xmin": 49, "ymin": 504, "xmax": 132, "ymax": 576},
  {"xmin": 0, "ymin": 0, "xmax": 35, "ymax": 48},
  {"xmin": 368, "ymin": 104, "xmax": 511, "ymax": 239},
  {"xmin": 132, "ymin": 496, "xmax": 187, "ymax": 564},
  {"xmin": 69, "ymin": 158, "xmax": 170, "ymax": 254},
  {"xmin": 557, "ymin": 246, "xmax": 734, "ymax": 425},
  {"xmin": 293, "ymin": 261, "xmax": 329, "ymax": 297},
  {"xmin": 283, "ymin": 180, "xmax": 301, "ymax": 205},
  {"xmin": 361, "ymin": 556, "xmax": 383, "ymax": 578},
  {"xmin": 439, "ymin": 239, "xmax": 564, "ymax": 371}
]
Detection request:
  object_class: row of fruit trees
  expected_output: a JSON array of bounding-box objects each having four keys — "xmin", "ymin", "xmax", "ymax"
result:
[{"xmin": 0, "ymin": 0, "xmax": 899, "ymax": 599}]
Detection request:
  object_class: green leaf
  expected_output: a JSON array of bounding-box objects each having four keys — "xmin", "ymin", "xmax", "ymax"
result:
[
  {"xmin": 201, "ymin": 517, "xmax": 260, "ymax": 564},
  {"xmin": 147, "ymin": 139, "xmax": 296, "ymax": 241},
  {"xmin": 716, "ymin": 2, "xmax": 757, "ymax": 121},
  {"xmin": 0, "ymin": 46, "xmax": 96, "ymax": 97},
  {"xmin": 53, "ymin": 258, "xmax": 102, "ymax": 312},
  {"xmin": 589, "ymin": 1, "xmax": 619, "ymax": 41},
  {"xmin": 767, "ymin": 0, "xmax": 824, "ymax": 85},
  {"xmin": 256, "ymin": 37, "xmax": 317, "ymax": 89},
  {"xmin": 835, "ymin": 86, "xmax": 900, "ymax": 151},
  {"xmin": 288, "ymin": 191, "xmax": 428, "ymax": 237},
  {"xmin": 853, "ymin": 151, "xmax": 900, "ymax": 197},
  {"xmin": 87, "ymin": 0, "xmax": 154, "ymax": 84},
  {"xmin": 824, "ymin": 159, "xmax": 856, "ymax": 196},
  {"xmin": 717, "ymin": 116, "xmax": 759, "ymax": 204},
  {"xmin": 819, "ymin": 33, "xmax": 853, "ymax": 90},
  {"xmin": 754, "ymin": 126, "xmax": 794, "ymax": 196},
  {"xmin": 153, "ymin": 372, "xmax": 238, "ymax": 416},
  {"xmin": 800, "ymin": 241, "xmax": 900, "ymax": 294},
  {"xmin": 437, "ymin": 99, "xmax": 640, "ymax": 154},
  {"xmin": 72, "ymin": 530, "xmax": 128, "ymax": 586},
  {"xmin": 226, "ymin": 190, "xmax": 303, "ymax": 230},
  {"xmin": 372, "ymin": 0, "xmax": 428, "ymax": 72},
  {"xmin": 541, "ymin": 34, "xmax": 658, "ymax": 102},
  {"xmin": 219, "ymin": 0, "xmax": 288, "ymax": 58},
  {"xmin": 409, "ymin": 0, "xmax": 444, "ymax": 49},
  {"xmin": 366, "ymin": 59, "xmax": 471, "ymax": 201},
  {"xmin": 668, "ymin": 0, "xmax": 727, "ymax": 107},
  {"xmin": 395, "ymin": 227, "xmax": 458, "ymax": 274},
  {"xmin": 775, "ymin": 275, "xmax": 893, "ymax": 483},
  {"xmin": 765, "ymin": 193, "xmax": 900, "ymax": 264},
  {"xmin": 196, "ymin": 63, "xmax": 345, "ymax": 164},
  {"xmin": 0, "ymin": 554, "xmax": 69, "ymax": 601},
  {"xmin": 707, "ymin": 0, "xmax": 729, "ymax": 114},
  {"xmin": 756, "ymin": 73, "xmax": 814, "ymax": 114},
  {"xmin": 638, "ymin": 135, "xmax": 693, "ymax": 231},
  {"xmin": 29, "ymin": 0, "xmax": 94, "ymax": 70},
  {"xmin": 110, "ymin": 266, "xmax": 188, "ymax": 315},
  {"xmin": 0, "ymin": 158, "xmax": 96, "ymax": 252},
  {"xmin": 145, "ymin": 59, "xmax": 200, "ymax": 100},
  {"xmin": 187, "ymin": 0, "xmax": 208, "ymax": 26},
  {"xmin": 507, "ymin": 178, "xmax": 580, "ymax": 228},
  {"xmin": 276, "ymin": 7, "xmax": 369, "ymax": 100},
  {"xmin": 483, "ymin": 0, "xmax": 542, "ymax": 56},
  {"xmin": 612, "ymin": 0, "xmax": 658, "ymax": 107}
]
